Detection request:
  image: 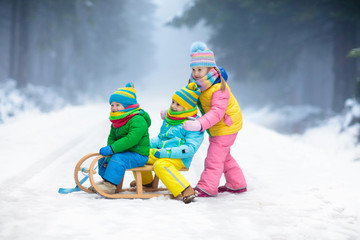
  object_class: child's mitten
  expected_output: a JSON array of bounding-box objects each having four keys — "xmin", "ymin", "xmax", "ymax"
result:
[
  {"xmin": 151, "ymin": 148, "xmax": 160, "ymax": 157},
  {"xmin": 99, "ymin": 146, "xmax": 113, "ymax": 156},
  {"xmin": 183, "ymin": 119, "xmax": 202, "ymax": 131},
  {"xmin": 153, "ymin": 148, "xmax": 170, "ymax": 158},
  {"xmin": 154, "ymin": 151, "xmax": 160, "ymax": 158},
  {"xmin": 160, "ymin": 109, "xmax": 167, "ymax": 120}
]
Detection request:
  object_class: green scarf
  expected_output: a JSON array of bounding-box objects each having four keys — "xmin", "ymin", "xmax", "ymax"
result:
[{"xmin": 165, "ymin": 107, "xmax": 198, "ymax": 125}]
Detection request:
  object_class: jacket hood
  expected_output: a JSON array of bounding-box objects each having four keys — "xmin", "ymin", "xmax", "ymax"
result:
[
  {"xmin": 218, "ymin": 66, "xmax": 228, "ymax": 82},
  {"xmin": 139, "ymin": 109, "xmax": 151, "ymax": 128}
]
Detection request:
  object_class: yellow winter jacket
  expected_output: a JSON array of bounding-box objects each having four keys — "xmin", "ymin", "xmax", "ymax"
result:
[{"xmin": 198, "ymin": 83, "xmax": 242, "ymax": 136}]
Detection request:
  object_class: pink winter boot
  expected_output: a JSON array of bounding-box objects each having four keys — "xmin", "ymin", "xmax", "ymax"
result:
[
  {"xmin": 194, "ymin": 186, "xmax": 215, "ymax": 197},
  {"xmin": 218, "ymin": 185, "xmax": 247, "ymax": 194}
]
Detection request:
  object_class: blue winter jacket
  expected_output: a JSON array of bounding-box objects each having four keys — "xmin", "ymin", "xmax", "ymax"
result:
[{"xmin": 150, "ymin": 118, "xmax": 204, "ymax": 168}]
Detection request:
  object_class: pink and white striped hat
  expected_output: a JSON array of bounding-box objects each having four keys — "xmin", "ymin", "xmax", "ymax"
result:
[{"xmin": 190, "ymin": 41, "xmax": 216, "ymax": 68}]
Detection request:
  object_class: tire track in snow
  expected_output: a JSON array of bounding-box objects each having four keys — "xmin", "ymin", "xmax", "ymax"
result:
[{"xmin": 0, "ymin": 106, "xmax": 107, "ymax": 192}]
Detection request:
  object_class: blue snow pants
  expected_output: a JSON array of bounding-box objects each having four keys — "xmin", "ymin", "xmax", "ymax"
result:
[{"xmin": 98, "ymin": 152, "xmax": 148, "ymax": 186}]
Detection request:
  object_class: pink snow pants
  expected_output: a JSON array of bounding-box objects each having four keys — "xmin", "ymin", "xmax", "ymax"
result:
[{"xmin": 196, "ymin": 133, "xmax": 247, "ymax": 196}]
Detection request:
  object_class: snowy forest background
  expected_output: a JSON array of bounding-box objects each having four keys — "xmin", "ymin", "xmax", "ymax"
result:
[{"xmin": 0, "ymin": 0, "xmax": 360, "ymax": 137}]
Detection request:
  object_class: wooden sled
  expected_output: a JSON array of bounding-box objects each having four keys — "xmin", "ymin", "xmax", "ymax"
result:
[{"xmin": 74, "ymin": 153, "xmax": 188, "ymax": 199}]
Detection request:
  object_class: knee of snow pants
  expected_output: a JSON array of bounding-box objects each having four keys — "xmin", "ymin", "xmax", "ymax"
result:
[
  {"xmin": 102, "ymin": 152, "xmax": 148, "ymax": 186},
  {"xmin": 197, "ymin": 133, "xmax": 245, "ymax": 195},
  {"xmin": 98, "ymin": 157, "xmax": 109, "ymax": 178},
  {"xmin": 153, "ymin": 158, "xmax": 189, "ymax": 197}
]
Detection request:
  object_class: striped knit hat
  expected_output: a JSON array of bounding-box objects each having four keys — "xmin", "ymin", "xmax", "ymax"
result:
[
  {"xmin": 109, "ymin": 83, "xmax": 137, "ymax": 107},
  {"xmin": 172, "ymin": 82, "xmax": 200, "ymax": 110},
  {"xmin": 190, "ymin": 41, "xmax": 216, "ymax": 68}
]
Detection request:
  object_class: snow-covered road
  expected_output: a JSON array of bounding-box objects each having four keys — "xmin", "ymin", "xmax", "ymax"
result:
[{"xmin": 0, "ymin": 97, "xmax": 359, "ymax": 240}]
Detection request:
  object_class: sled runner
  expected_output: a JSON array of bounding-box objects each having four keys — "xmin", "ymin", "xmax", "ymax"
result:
[{"xmin": 72, "ymin": 153, "xmax": 188, "ymax": 199}]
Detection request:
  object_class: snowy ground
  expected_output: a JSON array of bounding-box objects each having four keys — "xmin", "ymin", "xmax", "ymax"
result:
[{"xmin": 0, "ymin": 93, "xmax": 359, "ymax": 240}]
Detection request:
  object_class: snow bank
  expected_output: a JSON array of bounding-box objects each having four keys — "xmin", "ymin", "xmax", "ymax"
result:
[{"xmin": 0, "ymin": 79, "xmax": 66, "ymax": 123}]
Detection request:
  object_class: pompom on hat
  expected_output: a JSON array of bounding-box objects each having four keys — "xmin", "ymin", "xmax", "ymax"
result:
[
  {"xmin": 190, "ymin": 41, "xmax": 216, "ymax": 68},
  {"xmin": 109, "ymin": 83, "xmax": 137, "ymax": 108},
  {"xmin": 172, "ymin": 82, "xmax": 201, "ymax": 110}
]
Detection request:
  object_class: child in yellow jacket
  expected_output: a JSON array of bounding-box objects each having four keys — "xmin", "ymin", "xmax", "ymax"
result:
[{"xmin": 183, "ymin": 42, "xmax": 247, "ymax": 197}]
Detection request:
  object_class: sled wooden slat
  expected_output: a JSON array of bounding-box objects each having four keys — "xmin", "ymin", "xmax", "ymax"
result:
[{"xmin": 74, "ymin": 153, "xmax": 188, "ymax": 199}]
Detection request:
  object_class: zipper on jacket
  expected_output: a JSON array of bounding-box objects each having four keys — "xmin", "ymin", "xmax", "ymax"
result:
[
  {"xmin": 161, "ymin": 125, "xmax": 176, "ymax": 148},
  {"xmin": 165, "ymin": 125, "xmax": 174, "ymax": 137},
  {"xmin": 198, "ymin": 100, "xmax": 205, "ymax": 116},
  {"xmin": 178, "ymin": 138, "xmax": 185, "ymax": 146}
]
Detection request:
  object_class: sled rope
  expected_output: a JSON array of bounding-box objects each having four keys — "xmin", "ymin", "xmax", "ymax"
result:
[{"xmin": 58, "ymin": 166, "xmax": 97, "ymax": 194}]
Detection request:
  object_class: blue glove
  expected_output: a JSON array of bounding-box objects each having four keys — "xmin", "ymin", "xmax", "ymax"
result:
[
  {"xmin": 151, "ymin": 148, "xmax": 160, "ymax": 158},
  {"xmin": 99, "ymin": 146, "xmax": 113, "ymax": 156},
  {"xmin": 151, "ymin": 148, "xmax": 170, "ymax": 158}
]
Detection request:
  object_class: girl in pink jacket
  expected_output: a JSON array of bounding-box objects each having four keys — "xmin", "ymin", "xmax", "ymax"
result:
[{"xmin": 183, "ymin": 41, "xmax": 247, "ymax": 197}]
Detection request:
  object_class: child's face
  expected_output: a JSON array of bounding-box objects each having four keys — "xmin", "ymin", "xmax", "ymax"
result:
[
  {"xmin": 111, "ymin": 101, "xmax": 125, "ymax": 112},
  {"xmin": 192, "ymin": 66, "xmax": 210, "ymax": 80},
  {"xmin": 170, "ymin": 100, "xmax": 186, "ymax": 112}
]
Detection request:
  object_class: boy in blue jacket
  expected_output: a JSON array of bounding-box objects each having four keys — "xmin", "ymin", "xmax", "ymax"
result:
[{"xmin": 135, "ymin": 83, "xmax": 204, "ymax": 203}]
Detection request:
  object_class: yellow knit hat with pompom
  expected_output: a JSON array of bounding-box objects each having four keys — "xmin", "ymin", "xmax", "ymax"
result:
[{"xmin": 172, "ymin": 82, "xmax": 201, "ymax": 110}]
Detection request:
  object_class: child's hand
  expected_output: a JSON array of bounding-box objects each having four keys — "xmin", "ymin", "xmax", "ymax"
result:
[
  {"xmin": 152, "ymin": 148, "xmax": 170, "ymax": 158},
  {"xmin": 160, "ymin": 109, "xmax": 167, "ymax": 120},
  {"xmin": 151, "ymin": 148, "xmax": 160, "ymax": 157},
  {"xmin": 183, "ymin": 119, "xmax": 202, "ymax": 131},
  {"xmin": 99, "ymin": 146, "xmax": 113, "ymax": 156}
]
